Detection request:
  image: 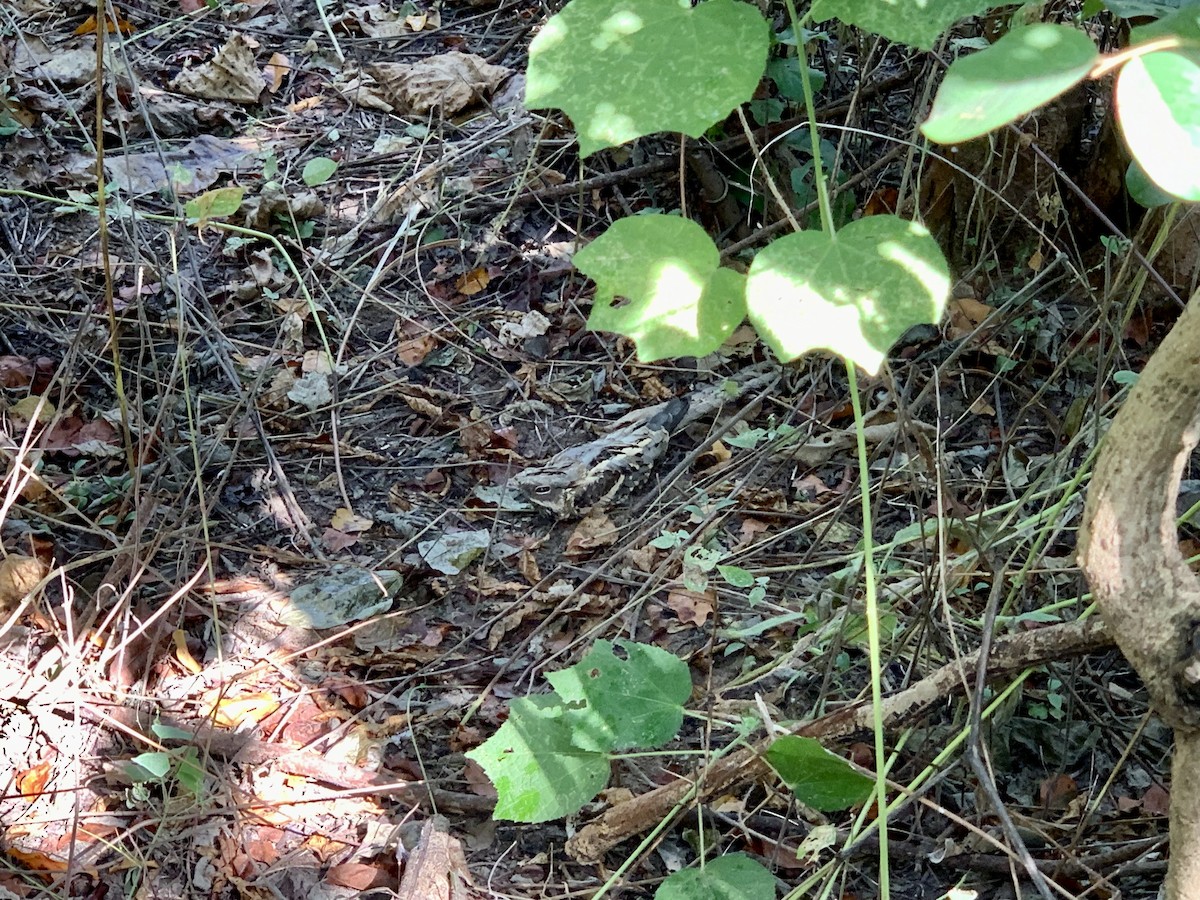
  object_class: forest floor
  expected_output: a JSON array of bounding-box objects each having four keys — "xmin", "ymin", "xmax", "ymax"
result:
[{"xmin": 0, "ymin": 1, "xmax": 1190, "ymax": 898}]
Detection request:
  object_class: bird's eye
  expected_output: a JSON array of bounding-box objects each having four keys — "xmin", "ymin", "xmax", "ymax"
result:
[{"xmin": 534, "ymin": 485, "xmax": 554, "ymax": 496}]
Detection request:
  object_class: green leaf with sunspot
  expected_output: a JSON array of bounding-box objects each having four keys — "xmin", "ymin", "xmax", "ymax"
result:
[
  {"xmin": 580, "ymin": 215, "xmax": 747, "ymax": 361},
  {"xmin": 526, "ymin": 0, "xmax": 769, "ymax": 156},
  {"xmin": 922, "ymin": 25, "xmax": 1098, "ymax": 144},
  {"xmin": 1116, "ymin": 47, "xmax": 1200, "ymax": 201},
  {"xmin": 745, "ymin": 215, "xmax": 949, "ymax": 374},
  {"xmin": 766, "ymin": 735, "xmax": 874, "ymax": 811}
]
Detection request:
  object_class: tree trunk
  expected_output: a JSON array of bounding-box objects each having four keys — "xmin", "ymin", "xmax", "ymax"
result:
[{"xmin": 1080, "ymin": 291, "xmax": 1200, "ymax": 898}]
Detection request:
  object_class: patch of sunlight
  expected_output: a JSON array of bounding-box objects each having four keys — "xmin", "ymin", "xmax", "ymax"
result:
[
  {"xmin": 877, "ymin": 239, "xmax": 951, "ymax": 299},
  {"xmin": 587, "ymin": 103, "xmax": 639, "ymax": 148},
  {"xmin": 645, "ymin": 260, "xmax": 704, "ymax": 337},
  {"xmin": 593, "ymin": 9, "xmax": 644, "ymax": 52},
  {"xmin": 537, "ymin": 16, "xmax": 567, "ymax": 50}
]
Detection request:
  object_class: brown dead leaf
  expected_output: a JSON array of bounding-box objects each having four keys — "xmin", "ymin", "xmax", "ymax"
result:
[
  {"xmin": 395, "ymin": 320, "xmax": 439, "ymax": 366},
  {"xmin": 458, "ymin": 416, "xmax": 494, "ymax": 457},
  {"xmin": 75, "ymin": 10, "xmax": 136, "ymax": 35},
  {"xmin": 244, "ymin": 833, "xmax": 282, "ymax": 865},
  {"xmin": 5, "ymin": 848, "xmax": 68, "ymax": 875},
  {"xmin": 697, "ymin": 439, "xmax": 732, "ymax": 472},
  {"xmin": 203, "ymin": 691, "xmax": 280, "ymax": 728},
  {"xmin": 396, "ymin": 820, "xmax": 474, "ymax": 900},
  {"xmin": 666, "ymin": 588, "xmax": 714, "ymax": 627},
  {"xmin": 304, "ymin": 834, "xmax": 351, "ymax": 863},
  {"xmin": 406, "ymin": 10, "xmax": 440, "ymax": 30},
  {"xmin": 1142, "ymin": 783, "xmax": 1170, "ymax": 816},
  {"xmin": 322, "ymin": 527, "xmax": 361, "ymax": 552},
  {"xmin": 862, "ymin": 186, "xmax": 899, "ymax": 217},
  {"xmin": 463, "ymin": 758, "xmax": 497, "ymax": 798},
  {"xmin": 40, "ymin": 415, "xmax": 119, "ymax": 457},
  {"xmin": 368, "ymin": 52, "xmax": 511, "ymax": 116},
  {"xmin": 0, "ymin": 355, "xmax": 34, "ymax": 388},
  {"xmin": 487, "ymin": 602, "xmax": 539, "ymax": 649},
  {"xmin": 0, "ymin": 554, "xmax": 46, "ymax": 610},
  {"xmin": 171, "ymin": 34, "xmax": 265, "ymax": 104},
  {"xmin": 263, "ymin": 367, "xmax": 297, "ymax": 408},
  {"xmin": 624, "ymin": 543, "xmax": 659, "ymax": 573},
  {"xmin": 969, "ymin": 396, "xmax": 996, "ymax": 416},
  {"xmin": 946, "ymin": 296, "xmax": 995, "ymax": 338},
  {"xmin": 1039, "ymin": 773, "xmax": 1078, "ymax": 811},
  {"xmin": 331, "ymin": 507, "xmax": 373, "ymax": 533},
  {"xmin": 517, "ymin": 549, "xmax": 541, "ymax": 584},
  {"xmin": 346, "ymin": 4, "xmax": 411, "ymax": 38},
  {"xmin": 734, "ymin": 518, "xmax": 772, "ymax": 547},
  {"xmin": 101, "ymin": 134, "xmax": 260, "ymax": 196},
  {"xmin": 1125, "ymin": 308, "xmax": 1152, "ymax": 348},
  {"xmin": 328, "ymin": 862, "xmax": 393, "ymax": 891},
  {"xmin": 455, "ymin": 266, "xmax": 490, "ymax": 296},
  {"xmin": 565, "ymin": 511, "xmax": 618, "ymax": 558},
  {"xmin": 263, "ymin": 52, "xmax": 291, "ymax": 93},
  {"xmin": 16, "ymin": 760, "xmax": 51, "ymax": 798}
]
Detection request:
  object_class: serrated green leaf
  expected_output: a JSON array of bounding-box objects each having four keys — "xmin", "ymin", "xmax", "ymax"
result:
[
  {"xmin": 922, "ymin": 25, "xmax": 1097, "ymax": 144},
  {"xmin": 1116, "ymin": 47, "xmax": 1200, "ymax": 200},
  {"xmin": 654, "ymin": 853, "xmax": 776, "ymax": 900},
  {"xmin": 465, "ymin": 696, "xmax": 611, "ymax": 822},
  {"xmin": 302, "ymin": 157, "xmax": 338, "ymax": 186},
  {"xmin": 547, "ymin": 639, "xmax": 691, "ymax": 751},
  {"xmin": 745, "ymin": 215, "xmax": 949, "ymax": 374},
  {"xmin": 810, "ymin": 0, "xmax": 993, "ymax": 51},
  {"xmin": 526, "ymin": 0, "xmax": 769, "ymax": 156},
  {"xmin": 765, "ymin": 735, "xmax": 874, "ymax": 811},
  {"xmin": 718, "ymin": 564, "xmax": 756, "ymax": 588},
  {"xmin": 580, "ymin": 216, "xmax": 747, "ymax": 360},
  {"xmin": 130, "ymin": 751, "xmax": 172, "ymax": 780},
  {"xmin": 1105, "ymin": 0, "xmax": 1187, "ymax": 16}
]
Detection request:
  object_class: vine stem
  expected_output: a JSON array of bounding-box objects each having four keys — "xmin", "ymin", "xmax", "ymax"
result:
[
  {"xmin": 781, "ymin": 0, "xmax": 835, "ymax": 236},
  {"xmin": 845, "ymin": 362, "xmax": 890, "ymax": 898},
  {"xmin": 775, "ymin": 0, "xmax": 888, "ymax": 890}
]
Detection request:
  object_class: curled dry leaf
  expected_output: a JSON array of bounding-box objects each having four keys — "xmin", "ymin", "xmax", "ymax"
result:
[
  {"xmin": 368, "ymin": 52, "xmax": 511, "ymax": 116},
  {"xmin": 171, "ymin": 34, "xmax": 265, "ymax": 104}
]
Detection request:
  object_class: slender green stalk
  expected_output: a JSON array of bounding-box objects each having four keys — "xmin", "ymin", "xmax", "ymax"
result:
[{"xmin": 845, "ymin": 363, "xmax": 889, "ymax": 897}]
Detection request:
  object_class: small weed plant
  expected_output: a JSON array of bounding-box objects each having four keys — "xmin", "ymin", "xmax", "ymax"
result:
[{"xmin": 468, "ymin": 0, "xmax": 1200, "ymax": 896}]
